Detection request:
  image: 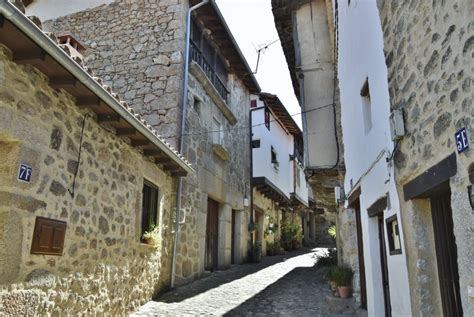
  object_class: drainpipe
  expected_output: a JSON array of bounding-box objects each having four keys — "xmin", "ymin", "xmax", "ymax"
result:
[{"xmin": 171, "ymin": 0, "xmax": 209, "ymax": 289}]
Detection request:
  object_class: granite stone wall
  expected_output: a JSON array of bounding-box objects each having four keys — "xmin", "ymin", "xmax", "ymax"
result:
[
  {"xmin": 0, "ymin": 45, "xmax": 176, "ymax": 315},
  {"xmin": 378, "ymin": 0, "xmax": 473, "ymax": 314},
  {"xmin": 43, "ymin": 0, "xmax": 253, "ymax": 286},
  {"xmin": 44, "ymin": 0, "xmax": 186, "ymax": 148}
]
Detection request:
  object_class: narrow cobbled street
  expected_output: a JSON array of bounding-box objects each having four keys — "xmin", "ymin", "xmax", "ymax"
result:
[{"xmin": 132, "ymin": 248, "xmax": 358, "ymax": 316}]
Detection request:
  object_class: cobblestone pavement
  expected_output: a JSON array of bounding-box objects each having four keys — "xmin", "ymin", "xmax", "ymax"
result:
[{"xmin": 131, "ymin": 248, "xmax": 357, "ymax": 316}]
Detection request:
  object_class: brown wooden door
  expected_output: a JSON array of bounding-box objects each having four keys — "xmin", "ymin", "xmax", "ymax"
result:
[
  {"xmin": 430, "ymin": 190, "xmax": 463, "ymax": 317},
  {"xmin": 231, "ymin": 210, "xmax": 236, "ymax": 264},
  {"xmin": 205, "ymin": 198, "xmax": 219, "ymax": 271},
  {"xmin": 378, "ymin": 215, "xmax": 392, "ymax": 317},
  {"xmin": 355, "ymin": 200, "xmax": 367, "ymax": 309}
]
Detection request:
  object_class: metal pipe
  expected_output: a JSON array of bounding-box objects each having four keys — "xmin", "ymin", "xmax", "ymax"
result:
[
  {"xmin": 171, "ymin": 0, "xmax": 209, "ymax": 289},
  {"xmin": 0, "ymin": 1, "xmax": 194, "ymax": 175}
]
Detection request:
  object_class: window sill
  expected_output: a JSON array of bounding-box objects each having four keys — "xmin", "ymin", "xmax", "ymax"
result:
[
  {"xmin": 190, "ymin": 61, "xmax": 237, "ymax": 125},
  {"xmin": 212, "ymin": 144, "xmax": 229, "ymax": 161}
]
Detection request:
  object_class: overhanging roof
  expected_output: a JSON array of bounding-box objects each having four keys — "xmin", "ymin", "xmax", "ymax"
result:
[
  {"xmin": 0, "ymin": 1, "xmax": 194, "ymax": 176},
  {"xmin": 271, "ymin": 0, "xmax": 307, "ymax": 100},
  {"xmin": 259, "ymin": 92, "xmax": 301, "ymax": 136},
  {"xmin": 191, "ymin": 0, "xmax": 261, "ymax": 94}
]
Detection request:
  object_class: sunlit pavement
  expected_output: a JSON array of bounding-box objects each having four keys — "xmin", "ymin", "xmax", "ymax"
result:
[{"xmin": 131, "ymin": 248, "xmax": 356, "ymax": 316}]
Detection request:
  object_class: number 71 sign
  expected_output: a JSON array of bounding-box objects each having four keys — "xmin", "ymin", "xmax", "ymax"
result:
[
  {"xmin": 455, "ymin": 128, "xmax": 469, "ymax": 153},
  {"xmin": 18, "ymin": 163, "xmax": 32, "ymax": 183}
]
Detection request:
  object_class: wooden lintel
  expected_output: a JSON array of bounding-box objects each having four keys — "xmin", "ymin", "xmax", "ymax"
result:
[
  {"xmin": 131, "ymin": 139, "xmax": 150, "ymax": 146},
  {"xmin": 76, "ymin": 96, "xmax": 101, "ymax": 107},
  {"xmin": 13, "ymin": 50, "xmax": 46, "ymax": 64},
  {"xmin": 116, "ymin": 128, "xmax": 136, "ymax": 136},
  {"xmin": 50, "ymin": 76, "xmax": 77, "ymax": 88},
  {"xmin": 97, "ymin": 114, "xmax": 120, "ymax": 123},
  {"xmin": 171, "ymin": 171, "xmax": 187, "ymax": 177}
]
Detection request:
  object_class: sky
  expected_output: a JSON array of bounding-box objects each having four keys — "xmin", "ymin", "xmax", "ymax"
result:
[{"xmin": 214, "ymin": 0, "xmax": 302, "ymax": 127}]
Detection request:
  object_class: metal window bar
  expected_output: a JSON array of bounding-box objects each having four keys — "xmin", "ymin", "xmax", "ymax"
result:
[{"xmin": 190, "ymin": 40, "xmax": 229, "ymax": 103}]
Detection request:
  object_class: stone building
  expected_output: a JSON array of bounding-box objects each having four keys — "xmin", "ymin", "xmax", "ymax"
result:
[
  {"xmin": 250, "ymin": 93, "xmax": 312, "ymax": 255},
  {"xmin": 377, "ymin": 0, "xmax": 473, "ymax": 315},
  {"xmin": 26, "ymin": 0, "xmax": 261, "ymax": 285},
  {"xmin": 272, "ymin": 0, "xmax": 343, "ymax": 247},
  {"xmin": 0, "ymin": 1, "xmax": 193, "ymax": 315},
  {"xmin": 274, "ymin": 0, "xmax": 473, "ymax": 316}
]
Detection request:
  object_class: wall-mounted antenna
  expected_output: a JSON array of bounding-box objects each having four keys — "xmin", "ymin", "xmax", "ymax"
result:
[{"xmin": 252, "ymin": 39, "xmax": 280, "ymax": 74}]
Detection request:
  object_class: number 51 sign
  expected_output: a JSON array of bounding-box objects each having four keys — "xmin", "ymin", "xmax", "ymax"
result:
[{"xmin": 455, "ymin": 128, "xmax": 469, "ymax": 153}]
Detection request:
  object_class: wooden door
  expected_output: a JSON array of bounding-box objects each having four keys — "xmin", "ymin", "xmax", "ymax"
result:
[
  {"xmin": 205, "ymin": 198, "xmax": 219, "ymax": 271},
  {"xmin": 431, "ymin": 190, "xmax": 463, "ymax": 316},
  {"xmin": 354, "ymin": 200, "xmax": 367, "ymax": 309},
  {"xmin": 231, "ymin": 210, "xmax": 236, "ymax": 264},
  {"xmin": 378, "ymin": 215, "xmax": 392, "ymax": 317}
]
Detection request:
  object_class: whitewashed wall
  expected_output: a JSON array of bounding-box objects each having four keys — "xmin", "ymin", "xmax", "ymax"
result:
[
  {"xmin": 252, "ymin": 105, "xmax": 292, "ymax": 198},
  {"xmin": 338, "ymin": 1, "xmax": 411, "ymax": 316},
  {"xmin": 26, "ymin": 0, "xmax": 114, "ymax": 20}
]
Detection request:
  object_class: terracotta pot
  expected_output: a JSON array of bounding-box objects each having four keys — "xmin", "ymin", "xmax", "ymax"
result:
[{"xmin": 337, "ymin": 286, "xmax": 352, "ymax": 299}]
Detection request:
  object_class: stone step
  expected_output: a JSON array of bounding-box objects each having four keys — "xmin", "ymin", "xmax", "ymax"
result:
[{"xmin": 325, "ymin": 295, "xmax": 357, "ymax": 314}]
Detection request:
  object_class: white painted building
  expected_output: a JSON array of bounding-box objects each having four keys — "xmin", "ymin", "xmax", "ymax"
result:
[{"xmin": 337, "ymin": 0, "xmax": 411, "ymax": 316}]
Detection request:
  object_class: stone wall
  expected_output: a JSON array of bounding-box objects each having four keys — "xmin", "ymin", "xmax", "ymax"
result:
[
  {"xmin": 378, "ymin": 0, "xmax": 473, "ymax": 314},
  {"xmin": 44, "ymin": 0, "xmax": 186, "ymax": 148},
  {"xmin": 0, "ymin": 45, "xmax": 176, "ymax": 315},
  {"xmin": 43, "ymin": 0, "xmax": 253, "ymax": 286},
  {"xmin": 252, "ymin": 189, "xmax": 282, "ymax": 255}
]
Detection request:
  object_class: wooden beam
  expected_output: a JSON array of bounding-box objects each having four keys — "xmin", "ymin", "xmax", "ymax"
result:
[
  {"xmin": 0, "ymin": 15, "xmax": 4, "ymax": 28},
  {"xmin": 161, "ymin": 163, "xmax": 178, "ymax": 171},
  {"xmin": 171, "ymin": 171, "xmax": 187, "ymax": 177},
  {"xmin": 50, "ymin": 76, "xmax": 77, "ymax": 89},
  {"xmin": 116, "ymin": 128, "xmax": 136, "ymax": 136},
  {"xmin": 76, "ymin": 96, "xmax": 101, "ymax": 107},
  {"xmin": 131, "ymin": 139, "xmax": 150, "ymax": 146},
  {"xmin": 97, "ymin": 114, "xmax": 120, "ymax": 123},
  {"xmin": 13, "ymin": 50, "xmax": 46, "ymax": 64},
  {"xmin": 155, "ymin": 157, "xmax": 172, "ymax": 164},
  {"xmin": 144, "ymin": 149, "xmax": 162, "ymax": 157}
]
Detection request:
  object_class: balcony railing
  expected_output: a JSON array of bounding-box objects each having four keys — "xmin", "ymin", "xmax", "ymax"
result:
[{"xmin": 190, "ymin": 40, "xmax": 229, "ymax": 103}]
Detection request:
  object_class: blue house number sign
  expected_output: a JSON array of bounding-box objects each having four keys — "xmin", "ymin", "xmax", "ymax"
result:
[
  {"xmin": 18, "ymin": 163, "xmax": 32, "ymax": 183},
  {"xmin": 455, "ymin": 128, "xmax": 469, "ymax": 153}
]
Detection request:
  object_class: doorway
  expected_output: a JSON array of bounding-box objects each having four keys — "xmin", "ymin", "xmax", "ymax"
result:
[
  {"xmin": 430, "ymin": 188, "xmax": 463, "ymax": 316},
  {"xmin": 205, "ymin": 198, "xmax": 219, "ymax": 271},
  {"xmin": 354, "ymin": 199, "xmax": 367, "ymax": 309},
  {"xmin": 231, "ymin": 210, "xmax": 236, "ymax": 264},
  {"xmin": 378, "ymin": 215, "xmax": 391, "ymax": 317}
]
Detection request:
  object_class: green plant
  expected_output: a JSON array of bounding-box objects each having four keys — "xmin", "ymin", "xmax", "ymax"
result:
[
  {"xmin": 280, "ymin": 220, "xmax": 303, "ymax": 251},
  {"xmin": 266, "ymin": 240, "xmax": 281, "ymax": 256},
  {"xmin": 325, "ymin": 265, "xmax": 336, "ymax": 281},
  {"xmin": 314, "ymin": 248, "xmax": 337, "ymax": 267},
  {"xmin": 141, "ymin": 224, "xmax": 161, "ymax": 249},
  {"xmin": 332, "ymin": 265, "xmax": 354, "ymax": 287},
  {"xmin": 328, "ymin": 225, "xmax": 336, "ymax": 239}
]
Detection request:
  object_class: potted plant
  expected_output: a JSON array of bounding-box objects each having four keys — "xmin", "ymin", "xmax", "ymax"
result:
[
  {"xmin": 248, "ymin": 242, "xmax": 261, "ymax": 263},
  {"xmin": 325, "ymin": 266, "xmax": 337, "ymax": 292},
  {"xmin": 332, "ymin": 265, "xmax": 354, "ymax": 299},
  {"xmin": 141, "ymin": 225, "xmax": 161, "ymax": 249},
  {"xmin": 248, "ymin": 222, "xmax": 258, "ymax": 233}
]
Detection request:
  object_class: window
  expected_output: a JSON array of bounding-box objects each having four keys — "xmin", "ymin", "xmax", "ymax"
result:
[
  {"xmin": 252, "ymin": 140, "xmax": 261, "ymax": 148},
  {"xmin": 212, "ymin": 117, "xmax": 224, "ymax": 145},
  {"xmin": 386, "ymin": 214, "xmax": 402, "ymax": 255},
  {"xmin": 264, "ymin": 107, "xmax": 271, "ymax": 130},
  {"xmin": 141, "ymin": 181, "xmax": 159, "ymax": 239},
  {"xmin": 360, "ymin": 77, "xmax": 372, "ymax": 134},
  {"xmin": 271, "ymin": 146, "xmax": 279, "ymax": 170},
  {"xmin": 193, "ymin": 95, "xmax": 202, "ymax": 114}
]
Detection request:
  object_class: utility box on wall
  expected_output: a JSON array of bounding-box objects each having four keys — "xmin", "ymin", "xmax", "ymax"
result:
[{"xmin": 389, "ymin": 109, "xmax": 405, "ymax": 141}]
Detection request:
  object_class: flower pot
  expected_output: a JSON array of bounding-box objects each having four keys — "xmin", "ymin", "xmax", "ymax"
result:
[{"xmin": 337, "ymin": 286, "xmax": 352, "ymax": 299}]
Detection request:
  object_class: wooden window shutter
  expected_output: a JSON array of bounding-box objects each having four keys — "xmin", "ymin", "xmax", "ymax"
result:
[{"xmin": 31, "ymin": 217, "xmax": 67, "ymax": 256}]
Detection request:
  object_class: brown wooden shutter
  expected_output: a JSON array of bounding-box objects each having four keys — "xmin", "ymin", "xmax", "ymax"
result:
[{"xmin": 31, "ymin": 217, "xmax": 67, "ymax": 256}]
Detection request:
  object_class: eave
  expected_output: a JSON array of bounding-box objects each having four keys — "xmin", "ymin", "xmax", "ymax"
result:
[{"xmin": 0, "ymin": 2, "xmax": 194, "ymax": 176}]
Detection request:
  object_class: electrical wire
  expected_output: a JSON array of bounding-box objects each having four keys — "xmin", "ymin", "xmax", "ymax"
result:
[
  {"xmin": 159, "ymin": 101, "xmax": 335, "ymax": 140},
  {"xmin": 68, "ymin": 113, "xmax": 89, "ymax": 198},
  {"xmin": 329, "ymin": 0, "xmax": 340, "ymax": 169}
]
